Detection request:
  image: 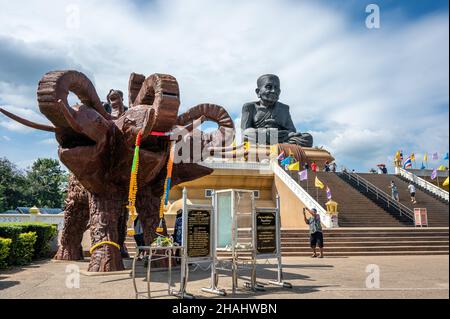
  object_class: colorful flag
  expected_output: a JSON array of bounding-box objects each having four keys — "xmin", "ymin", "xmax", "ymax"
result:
[
  {"xmin": 410, "ymin": 153, "xmax": 415, "ymax": 161},
  {"xmin": 299, "ymin": 169, "xmax": 308, "ymax": 181},
  {"xmin": 403, "ymin": 157, "xmax": 412, "ymax": 169},
  {"xmin": 280, "ymin": 157, "xmax": 291, "ymax": 166},
  {"xmin": 424, "ymin": 153, "xmax": 428, "ymax": 162},
  {"xmin": 432, "ymin": 152, "xmax": 439, "ymax": 160},
  {"xmin": 431, "ymin": 168, "xmax": 437, "ymax": 180},
  {"xmin": 326, "ymin": 186, "xmax": 332, "ymax": 200},
  {"xmin": 443, "ymin": 177, "xmax": 449, "ymax": 187},
  {"xmin": 395, "ymin": 150, "xmax": 401, "ymax": 159},
  {"xmin": 420, "ymin": 162, "xmax": 426, "ymax": 170},
  {"xmin": 311, "ymin": 162, "xmax": 318, "ymax": 172},
  {"xmin": 444, "ymin": 153, "xmax": 449, "ymax": 160},
  {"xmin": 315, "ymin": 176, "xmax": 324, "ymax": 189},
  {"xmin": 276, "ymin": 151, "xmax": 285, "ymax": 161},
  {"xmin": 437, "ymin": 165, "xmax": 447, "ymax": 171},
  {"xmin": 288, "ymin": 161, "xmax": 300, "ymax": 171}
]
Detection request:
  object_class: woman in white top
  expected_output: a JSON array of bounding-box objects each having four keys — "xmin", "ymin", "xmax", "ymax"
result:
[{"xmin": 407, "ymin": 183, "xmax": 417, "ymax": 204}]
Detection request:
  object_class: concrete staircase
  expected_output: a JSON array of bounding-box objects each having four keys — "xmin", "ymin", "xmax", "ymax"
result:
[
  {"xmin": 124, "ymin": 228, "xmax": 449, "ymax": 257},
  {"xmin": 357, "ymin": 174, "xmax": 449, "ymax": 227},
  {"xmin": 291, "ymin": 171, "xmax": 411, "ymax": 227}
]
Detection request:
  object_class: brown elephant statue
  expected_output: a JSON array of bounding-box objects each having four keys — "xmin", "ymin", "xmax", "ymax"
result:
[{"xmin": 0, "ymin": 70, "xmax": 234, "ymax": 271}]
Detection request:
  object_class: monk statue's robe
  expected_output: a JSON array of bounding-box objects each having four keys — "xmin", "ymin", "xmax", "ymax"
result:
[{"xmin": 241, "ymin": 101, "xmax": 313, "ymax": 147}]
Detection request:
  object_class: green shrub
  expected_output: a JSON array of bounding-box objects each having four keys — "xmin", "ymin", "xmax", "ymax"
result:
[
  {"xmin": 15, "ymin": 231, "xmax": 37, "ymax": 265},
  {"xmin": 0, "ymin": 237, "xmax": 12, "ymax": 269},
  {"xmin": 0, "ymin": 222, "xmax": 57, "ymax": 259},
  {"xmin": 0, "ymin": 225, "xmax": 23, "ymax": 265}
]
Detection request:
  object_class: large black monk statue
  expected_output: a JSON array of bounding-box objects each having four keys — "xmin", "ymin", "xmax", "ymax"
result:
[{"xmin": 241, "ymin": 74, "xmax": 313, "ymax": 147}]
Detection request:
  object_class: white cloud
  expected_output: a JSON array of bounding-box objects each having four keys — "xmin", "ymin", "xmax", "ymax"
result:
[
  {"xmin": 0, "ymin": 0, "xmax": 448, "ymax": 171},
  {"xmin": 2, "ymin": 135, "xmax": 11, "ymax": 141},
  {"xmin": 38, "ymin": 138, "xmax": 57, "ymax": 146}
]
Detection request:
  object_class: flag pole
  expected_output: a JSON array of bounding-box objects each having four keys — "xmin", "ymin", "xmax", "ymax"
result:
[{"xmin": 315, "ymin": 172, "xmax": 318, "ymax": 202}]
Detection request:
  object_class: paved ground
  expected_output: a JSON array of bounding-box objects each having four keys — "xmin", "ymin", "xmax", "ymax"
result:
[{"xmin": 0, "ymin": 255, "xmax": 448, "ymax": 299}]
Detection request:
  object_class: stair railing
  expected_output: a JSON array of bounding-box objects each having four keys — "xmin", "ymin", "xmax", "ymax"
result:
[
  {"xmin": 340, "ymin": 169, "xmax": 414, "ymax": 222},
  {"xmin": 270, "ymin": 160, "xmax": 333, "ymax": 228},
  {"xmin": 395, "ymin": 167, "xmax": 449, "ymax": 202}
]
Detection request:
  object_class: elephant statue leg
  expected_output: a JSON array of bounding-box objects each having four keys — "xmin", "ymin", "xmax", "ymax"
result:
[
  {"xmin": 87, "ymin": 192, "xmax": 125, "ymax": 272},
  {"xmin": 54, "ymin": 174, "xmax": 89, "ymax": 260}
]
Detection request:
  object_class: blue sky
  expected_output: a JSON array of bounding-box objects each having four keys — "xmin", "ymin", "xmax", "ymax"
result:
[{"xmin": 0, "ymin": 0, "xmax": 448, "ymax": 172}]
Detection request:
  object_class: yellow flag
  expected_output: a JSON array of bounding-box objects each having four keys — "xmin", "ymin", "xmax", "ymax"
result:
[
  {"xmin": 231, "ymin": 140, "xmax": 237, "ymax": 155},
  {"xmin": 288, "ymin": 161, "xmax": 300, "ymax": 171},
  {"xmin": 437, "ymin": 165, "xmax": 446, "ymax": 171},
  {"xmin": 315, "ymin": 176, "xmax": 324, "ymax": 189},
  {"xmin": 424, "ymin": 153, "xmax": 428, "ymax": 162},
  {"xmin": 243, "ymin": 141, "xmax": 250, "ymax": 151},
  {"xmin": 410, "ymin": 153, "xmax": 415, "ymax": 161},
  {"xmin": 395, "ymin": 151, "xmax": 401, "ymax": 159},
  {"xmin": 270, "ymin": 144, "xmax": 277, "ymax": 156},
  {"xmin": 443, "ymin": 177, "xmax": 449, "ymax": 186}
]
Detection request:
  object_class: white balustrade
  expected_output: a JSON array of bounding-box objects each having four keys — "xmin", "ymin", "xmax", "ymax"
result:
[
  {"xmin": 395, "ymin": 167, "xmax": 449, "ymax": 202},
  {"xmin": 0, "ymin": 213, "xmax": 65, "ymax": 230},
  {"xmin": 270, "ymin": 161, "xmax": 332, "ymax": 228}
]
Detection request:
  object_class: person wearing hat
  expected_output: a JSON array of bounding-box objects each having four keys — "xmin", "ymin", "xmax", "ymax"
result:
[{"xmin": 302, "ymin": 207, "xmax": 324, "ymax": 258}]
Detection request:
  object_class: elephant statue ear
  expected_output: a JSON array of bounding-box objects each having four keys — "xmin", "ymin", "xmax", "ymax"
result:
[
  {"xmin": 132, "ymin": 73, "xmax": 180, "ymax": 133},
  {"xmin": 176, "ymin": 103, "xmax": 235, "ymax": 149},
  {"xmin": 37, "ymin": 70, "xmax": 111, "ymax": 131}
]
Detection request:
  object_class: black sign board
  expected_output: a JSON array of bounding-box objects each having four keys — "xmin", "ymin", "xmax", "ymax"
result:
[
  {"xmin": 187, "ymin": 209, "xmax": 211, "ymax": 258},
  {"xmin": 256, "ymin": 211, "xmax": 277, "ymax": 255}
]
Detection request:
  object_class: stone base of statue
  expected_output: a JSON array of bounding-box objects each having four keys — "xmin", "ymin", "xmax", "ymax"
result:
[{"xmin": 208, "ymin": 143, "xmax": 334, "ymax": 167}]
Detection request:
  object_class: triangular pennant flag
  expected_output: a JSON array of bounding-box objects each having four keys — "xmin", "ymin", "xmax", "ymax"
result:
[
  {"xmin": 280, "ymin": 157, "xmax": 291, "ymax": 166},
  {"xmin": 288, "ymin": 161, "xmax": 300, "ymax": 171},
  {"xmin": 420, "ymin": 162, "xmax": 426, "ymax": 170},
  {"xmin": 431, "ymin": 168, "xmax": 437, "ymax": 180},
  {"xmin": 315, "ymin": 176, "xmax": 324, "ymax": 189},
  {"xmin": 326, "ymin": 186, "xmax": 332, "ymax": 200},
  {"xmin": 437, "ymin": 165, "xmax": 447, "ymax": 171},
  {"xmin": 424, "ymin": 153, "xmax": 428, "ymax": 162},
  {"xmin": 443, "ymin": 177, "xmax": 449, "ymax": 187},
  {"xmin": 299, "ymin": 169, "xmax": 308, "ymax": 181},
  {"xmin": 276, "ymin": 151, "xmax": 285, "ymax": 161},
  {"xmin": 432, "ymin": 152, "xmax": 439, "ymax": 160},
  {"xmin": 444, "ymin": 153, "xmax": 449, "ymax": 160}
]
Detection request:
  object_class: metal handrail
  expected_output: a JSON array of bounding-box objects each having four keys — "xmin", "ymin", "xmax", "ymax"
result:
[
  {"xmin": 341, "ymin": 170, "xmax": 414, "ymax": 221},
  {"xmin": 395, "ymin": 167, "xmax": 449, "ymax": 202}
]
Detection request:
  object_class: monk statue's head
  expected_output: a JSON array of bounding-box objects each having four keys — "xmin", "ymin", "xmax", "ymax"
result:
[{"xmin": 256, "ymin": 74, "xmax": 281, "ymax": 107}]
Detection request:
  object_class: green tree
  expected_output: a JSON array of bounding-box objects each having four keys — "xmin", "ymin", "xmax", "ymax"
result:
[
  {"xmin": 25, "ymin": 158, "xmax": 68, "ymax": 208},
  {"xmin": 0, "ymin": 158, "xmax": 29, "ymax": 212}
]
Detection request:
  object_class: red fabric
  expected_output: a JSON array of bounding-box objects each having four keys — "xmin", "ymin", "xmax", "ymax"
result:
[{"xmin": 311, "ymin": 162, "xmax": 317, "ymax": 172}]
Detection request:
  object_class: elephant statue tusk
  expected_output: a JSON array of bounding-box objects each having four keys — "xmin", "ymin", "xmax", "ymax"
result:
[{"xmin": 0, "ymin": 107, "xmax": 56, "ymax": 132}]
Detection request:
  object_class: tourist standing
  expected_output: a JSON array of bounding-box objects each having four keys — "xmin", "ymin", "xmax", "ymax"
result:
[
  {"xmin": 330, "ymin": 162, "xmax": 336, "ymax": 172},
  {"xmin": 302, "ymin": 207, "xmax": 324, "ymax": 258},
  {"xmin": 408, "ymin": 182, "xmax": 417, "ymax": 204},
  {"xmin": 389, "ymin": 181, "xmax": 399, "ymax": 201},
  {"xmin": 133, "ymin": 216, "xmax": 145, "ymax": 260}
]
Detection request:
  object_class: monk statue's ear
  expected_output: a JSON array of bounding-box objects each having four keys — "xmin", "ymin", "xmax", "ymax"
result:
[{"xmin": 255, "ymin": 88, "xmax": 260, "ymax": 97}]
